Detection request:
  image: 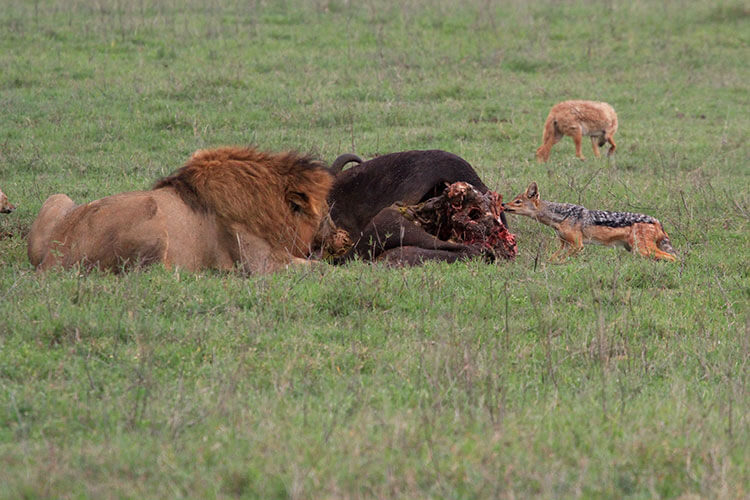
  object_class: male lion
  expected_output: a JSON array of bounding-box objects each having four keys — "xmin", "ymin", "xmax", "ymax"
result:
[{"xmin": 28, "ymin": 147, "xmax": 333, "ymax": 274}]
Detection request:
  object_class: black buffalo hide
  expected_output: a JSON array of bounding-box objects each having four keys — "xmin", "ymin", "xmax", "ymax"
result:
[{"xmin": 327, "ymin": 150, "xmax": 515, "ymax": 265}]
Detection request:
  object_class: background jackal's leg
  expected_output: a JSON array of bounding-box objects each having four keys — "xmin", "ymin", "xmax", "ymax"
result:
[
  {"xmin": 606, "ymin": 136, "xmax": 617, "ymax": 156},
  {"xmin": 573, "ymin": 129, "xmax": 585, "ymax": 159},
  {"xmin": 590, "ymin": 137, "xmax": 601, "ymax": 158}
]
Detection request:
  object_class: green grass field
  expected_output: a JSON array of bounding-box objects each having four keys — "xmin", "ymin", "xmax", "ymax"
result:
[{"xmin": 1, "ymin": 0, "xmax": 748, "ymax": 498}]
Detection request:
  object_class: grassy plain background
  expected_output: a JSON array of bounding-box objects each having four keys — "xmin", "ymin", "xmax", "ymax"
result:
[{"xmin": 0, "ymin": 0, "xmax": 748, "ymax": 498}]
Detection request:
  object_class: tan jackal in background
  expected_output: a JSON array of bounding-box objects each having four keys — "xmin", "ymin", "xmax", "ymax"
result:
[
  {"xmin": 536, "ymin": 100, "xmax": 618, "ymax": 162},
  {"xmin": 503, "ymin": 182, "xmax": 676, "ymax": 262}
]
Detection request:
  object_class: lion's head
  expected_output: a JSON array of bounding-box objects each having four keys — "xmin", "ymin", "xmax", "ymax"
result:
[{"xmin": 153, "ymin": 147, "xmax": 333, "ymax": 259}]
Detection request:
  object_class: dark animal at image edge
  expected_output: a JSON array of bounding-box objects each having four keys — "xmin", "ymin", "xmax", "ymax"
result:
[{"xmin": 0, "ymin": 188, "xmax": 16, "ymax": 213}]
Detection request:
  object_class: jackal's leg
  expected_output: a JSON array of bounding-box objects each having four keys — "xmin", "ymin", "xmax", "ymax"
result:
[
  {"xmin": 566, "ymin": 237, "xmax": 585, "ymax": 258},
  {"xmin": 606, "ymin": 135, "xmax": 617, "ymax": 156},
  {"xmin": 572, "ymin": 129, "xmax": 585, "ymax": 160},
  {"xmin": 549, "ymin": 240, "xmax": 569, "ymax": 262},
  {"xmin": 590, "ymin": 137, "xmax": 601, "ymax": 158},
  {"xmin": 550, "ymin": 235, "xmax": 581, "ymax": 262},
  {"xmin": 631, "ymin": 226, "xmax": 676, "ymax": 262}
]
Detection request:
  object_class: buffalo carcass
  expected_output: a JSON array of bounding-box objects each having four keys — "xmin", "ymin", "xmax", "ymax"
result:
[{"xmin": 326, "ymin": 150, "xmax": 516, "ymax": 265}]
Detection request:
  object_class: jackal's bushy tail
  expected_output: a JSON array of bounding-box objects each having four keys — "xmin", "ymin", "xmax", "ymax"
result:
[
  {"xmin": 536, "ymin": 114, "xmax": 557, "ymax": 160},
  {"xmin": 542, "ymin": 113, "xmax": 556, "ymax": 143},
  {"xmin": 657, "ymin": 223, "xmax": 676, "ymax": 256}
]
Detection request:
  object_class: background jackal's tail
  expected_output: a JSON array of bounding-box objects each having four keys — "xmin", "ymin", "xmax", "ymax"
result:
[
  {"xmin": 541, "ymin": 114, "xmax": 556, "ymax": 143},
  {"xmin": 536, "ymin": 114, "xmax": 557, "ymax": 159}
]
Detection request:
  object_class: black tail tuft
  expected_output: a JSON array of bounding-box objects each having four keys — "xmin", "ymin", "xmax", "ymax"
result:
[{"xmin": 658, "ymin": 236, "xmax": 676, "ymax": 256}]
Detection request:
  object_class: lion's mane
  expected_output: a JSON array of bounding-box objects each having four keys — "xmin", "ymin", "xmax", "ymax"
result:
[{"xmin": 153, "ymin": 147, "xmax": 333, "ymax": 257}]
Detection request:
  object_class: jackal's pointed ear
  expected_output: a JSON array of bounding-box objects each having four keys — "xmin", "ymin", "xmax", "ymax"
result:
[{"xmin": 526, "ymin": 182, "xmax": 539, "ymax": 200}]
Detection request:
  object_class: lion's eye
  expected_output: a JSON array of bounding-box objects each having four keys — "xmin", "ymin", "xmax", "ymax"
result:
[{"xmin": 290, "ymin": 200, "xmax": 303, "ymax": 213}]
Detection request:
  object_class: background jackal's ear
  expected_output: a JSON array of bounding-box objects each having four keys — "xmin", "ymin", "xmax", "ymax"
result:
[{"xmin": 526, "ymin": 182, "xmax": 539, "ymax": 199}]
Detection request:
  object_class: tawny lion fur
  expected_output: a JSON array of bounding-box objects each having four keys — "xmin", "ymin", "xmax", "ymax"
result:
[
  {"xmin": 536, "ymin": 100, "xmax": 618, "ymax": 162},
  {"xmin": 0, "ymin": 188, "xmax": 15, "ymax": 214},
  {"xmin": 28, "ymin": 147, "xmax": 333, "ymax": 274}
]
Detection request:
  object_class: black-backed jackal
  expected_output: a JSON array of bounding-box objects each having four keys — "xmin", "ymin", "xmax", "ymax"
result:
[
  {"xmin": 503, "ymin": 182, "xmax": 676, "ymax": 262},
  {"xmin": 536, "ymin": 100, "xmax": 618, "ymax": 162}
]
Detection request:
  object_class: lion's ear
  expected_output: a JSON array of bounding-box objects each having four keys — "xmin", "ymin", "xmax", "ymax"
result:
[
  {"xmin": 288, "ymin": 191, "xmax": 309, "ymax": 214},
  {"xmin": 190, "ymin": 149, "xmax": 207, "ymax": 160}
]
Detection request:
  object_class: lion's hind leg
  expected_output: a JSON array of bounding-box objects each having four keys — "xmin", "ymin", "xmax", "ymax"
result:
[{"xmin": 28, "ymin": 194, "xmax": 77, "ymax": 268}]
